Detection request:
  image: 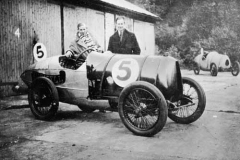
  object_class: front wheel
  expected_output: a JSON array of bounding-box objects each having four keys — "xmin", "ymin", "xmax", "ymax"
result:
[
  {"xmin": 118, "ymin": 81, "xmax": 167, "ymax": 137},
  {"xmin": 168, "ymin": 77, "xmax": 206, "ymax": 124},
  {"xmin": 29, "ymin": 77, "xmax": 59, "ymax": 120},
  {"xmin": 231, "ymin": 61, "xmax": 240, "ymax": 76}
]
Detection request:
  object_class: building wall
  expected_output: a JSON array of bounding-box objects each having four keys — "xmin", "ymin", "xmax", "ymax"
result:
[
  {"xmin": 86, "ymin": 9, "xmax": 105, "ymax": 50},
  {"xmin": 0, "ymin": 0, "xmax": 156, "ymax": 97},
  {"xmin": 134, "ymin": 20, "xmax": 155, "ymax": 55},
  {"xmin": 0, "ymin": 0, "xmax": 61, "ymax": 97},
  {"xmin": 105, "ymin": 13, "xmax": 115, "ymax": 50}
]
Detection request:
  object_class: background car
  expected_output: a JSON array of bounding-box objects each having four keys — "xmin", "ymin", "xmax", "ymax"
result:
[{"xmin": 193, "ymin": 48, "xmax": 240, "ymax": 76}]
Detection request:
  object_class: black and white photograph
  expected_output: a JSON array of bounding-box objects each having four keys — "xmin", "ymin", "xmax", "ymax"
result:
[{"xmin": 0, "ymin": 0, "xmax": 240, "ymax": 159}]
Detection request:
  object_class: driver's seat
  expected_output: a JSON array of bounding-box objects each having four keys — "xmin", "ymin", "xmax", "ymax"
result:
[{"xmin": 59, "ymin": 56, "xmax": 84, "ymax": 70}]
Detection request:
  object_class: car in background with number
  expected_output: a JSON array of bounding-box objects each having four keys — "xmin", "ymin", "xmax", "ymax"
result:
[{"xmin": 14, "ymin": 49, "xmax": 206, "ymax": 137}]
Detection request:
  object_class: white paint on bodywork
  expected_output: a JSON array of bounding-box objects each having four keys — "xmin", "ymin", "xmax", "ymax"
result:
[
  {"xmin": 57, "ymin": 62, "xmax": 89, "ymax": 98},
  {"xmin": 45, "ymin": 56, "xmax": 89, "ymax": 98},
  {"xmin": 194, "ymin": 50, "xmax": 231, "ymax": 70}
]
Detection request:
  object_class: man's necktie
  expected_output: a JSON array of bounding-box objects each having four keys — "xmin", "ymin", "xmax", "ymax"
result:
[{"xmin": 120, "ymin": 31, "xmax": 123, "ymax": 42}]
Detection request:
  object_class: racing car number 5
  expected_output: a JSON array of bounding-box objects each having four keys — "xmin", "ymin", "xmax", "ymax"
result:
[
  {"xmin": 112, "ymin": 58, "xmax": 140, "ymax": 87},
  {"xmin": 33, "ymin": 43, "xmax": 47, "ymax": 62}
]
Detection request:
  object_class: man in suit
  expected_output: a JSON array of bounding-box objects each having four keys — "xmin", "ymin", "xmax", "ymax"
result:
[{"xmin": 108, "ymin": 16, "xmax": 141, "ymax": 55}]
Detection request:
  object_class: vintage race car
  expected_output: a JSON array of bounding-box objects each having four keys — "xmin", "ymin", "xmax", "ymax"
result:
[
  {"xmin": 193, "ymin": 48, "xmax": 240, "ymax": 76},
  {"xmin": 15, "ymin": 49, "xmax": 206, "ymax": 137}
]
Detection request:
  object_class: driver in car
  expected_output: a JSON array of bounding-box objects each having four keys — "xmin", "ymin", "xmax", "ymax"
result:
[{"xmin": 65, "ymin": 23, "xmax": 103, "ymax": 61}]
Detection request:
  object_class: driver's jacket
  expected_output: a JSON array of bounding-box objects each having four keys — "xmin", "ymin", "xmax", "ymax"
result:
[{"xmin": 67, "ymin": 32, "xmax": 102, "ymax": 60}]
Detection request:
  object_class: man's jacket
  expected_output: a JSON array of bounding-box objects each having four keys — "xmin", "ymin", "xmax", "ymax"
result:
[
  {"xmin": 67, "ymin": 32, "xmax": 102, "ymax": 60},
  {"xmin": 108, "ymin": 29, "xmax": 141, "ymax": 55}
]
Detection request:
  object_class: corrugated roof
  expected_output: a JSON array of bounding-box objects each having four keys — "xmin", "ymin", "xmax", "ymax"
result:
[{"xmin": 99, "ymin": 0, "xmax": 158, "ymax": 18}]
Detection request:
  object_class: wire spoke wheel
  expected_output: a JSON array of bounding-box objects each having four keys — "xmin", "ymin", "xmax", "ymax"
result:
[
  {"xmin": 31, "ymin": 83, "xmax": 53, "ymax": 115},
  {"xmin": 29, "ymin": 77, "xmax": 59, "ymax": 120},
  {"xmin": 119, "ymin": 81, "xmax": 167, "ymax": 137},
  {"xmin": 168, "ymin": 77, "xmax": 206, "ymax": 124},
  {"xmin": 123, "ymin": 88, "xmax": 159, "ymax": 130},
  {"xmin": 171, "ymin": 83, "xmax": 198, "ymax": 118}
]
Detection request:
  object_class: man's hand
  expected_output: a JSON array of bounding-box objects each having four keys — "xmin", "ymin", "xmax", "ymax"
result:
[
  {"xmin": 65, "ymin": 51, "xmax": 73, "ymax": 58},
  {"xmin": 96, "ymin": 47, "xmax": 104, "ymax": 53}
]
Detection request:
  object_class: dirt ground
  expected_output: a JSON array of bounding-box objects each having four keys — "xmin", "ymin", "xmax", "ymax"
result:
[{"xmin": 1, "ymin": 69, "xmax": 240, "ymax": 160}]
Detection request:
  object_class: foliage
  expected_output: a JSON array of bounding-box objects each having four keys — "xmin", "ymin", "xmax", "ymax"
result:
[{"xmin": 127, "ymin": 0, "xmax": 240, "ymax": 68}]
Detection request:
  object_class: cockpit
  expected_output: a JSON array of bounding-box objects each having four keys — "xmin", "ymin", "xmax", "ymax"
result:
[
  {"xmin": 59, "ymin": 51, "xmax": 114, "ymax": 70},
  {"xmin": 59, "ymin": 56, "xmax": 84, "ymax": 70}
]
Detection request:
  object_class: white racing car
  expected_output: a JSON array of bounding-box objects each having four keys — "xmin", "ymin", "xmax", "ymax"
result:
[{"xmin": 193, "ymin": 48, "xmax": 240, "ymax": 76}]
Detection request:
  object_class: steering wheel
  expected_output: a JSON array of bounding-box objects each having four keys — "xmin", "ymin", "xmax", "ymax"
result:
[
  {"xmin": 66, "ymin": 48, "xmax": 95, "ymax": 62},
  {"xmin": 75, "ymin": 48, "xmax": 95, "ymax": 62}
]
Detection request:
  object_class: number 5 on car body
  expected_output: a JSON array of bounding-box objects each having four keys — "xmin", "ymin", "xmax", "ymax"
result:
[{"xmin": 112, "ymin": 58, "xmax": 140, "ymax": 87}]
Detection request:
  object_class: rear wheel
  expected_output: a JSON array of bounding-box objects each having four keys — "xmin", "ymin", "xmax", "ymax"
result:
[
  {"xmin": 168, "ymin": 77, "xmax": 206, "ymax": 124},
  {"xmin": 108, "ymin": 99, "xmax": 118, "ymax": 109},
  {"xmin": 118, "ymin": 81, "xmax": 167, "ymax": 137},
  {"xmin": 231, "ymin": 61, "xmax": 240, "ymax": 76},
  {"xmin": 210, "ymin": 63, "xmax": 218, "ymax": 76},
  {"xmin": 29, "ymin": 77, "xmax": 59, "ymax": 120}
]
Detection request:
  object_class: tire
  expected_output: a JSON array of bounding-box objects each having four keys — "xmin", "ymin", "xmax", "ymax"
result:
[
  {"xmin": 231, "ymin": 61, "xmax": 240, "ymax": 76},
  {"xmin": 210, "ymin": 63, "xmax": 218, "ymax": 76},
  {"xmin": 193, "ymin": 62, "xmax": 200, "ymax": 75},
  {"xmin": 78, "ymin": 105, "xmax": 96, "ymax": 113},
  {"xmin": 108, "ymin": 99, "xmax": 118, "ymax": 109},
  {"xmin": 118, "ymin": 81, "xmax": 167, "ymax": 137},
  {"xmin": 29, "ymin": 77, "xmax": 59, "ymax": 120},
  {"xmin": 168, "ymin": 77, "xmax": 206, "ymax": 124}
]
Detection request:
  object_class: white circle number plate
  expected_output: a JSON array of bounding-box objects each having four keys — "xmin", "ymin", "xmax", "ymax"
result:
[
  {"xmin": 33, "ymin": 43, "xmax": 47, "ymax": 62},
  {"xmin": 112, "ymin": 58, "xmax": 140, "ymax": 87}
]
